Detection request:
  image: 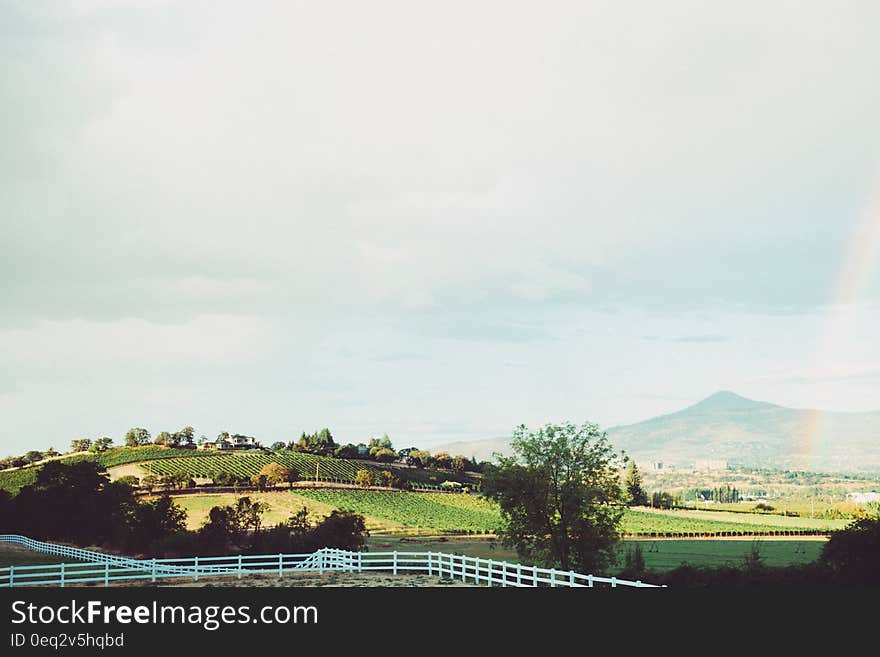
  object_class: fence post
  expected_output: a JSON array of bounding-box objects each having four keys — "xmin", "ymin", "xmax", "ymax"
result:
[
  {"xmin": 393, "ymin": 551, "xmax": 397, "ymax": 576},
  {"xmin": 278, "ymin": 554, "xmax": 283, "ymax": 578},
  {"xmin": 461, "ymin": 556, "xmax": 466, "ymax": 583},
  {"xmin": 8, "ymin": 565, "xmax": 13, "ymax": 587},
  {"xmin": 550, "ymin": 568, "xmax": 556, "ymax": 587},
  {"xmin": 516, "ymin": 562, "xmax": 522, "ymax": 587},
  {"xmin": 569, "ymin": 570, "xmax": 574, "ymax": 587},
  {"xmin": 194, "ymin": 556, "xmax": 199, "ymax": 582},
  {"xmin": 487, "ymin": 559, "xmax": 492, "ymax": 587},
  {"xmin": 611, "ymin": 576, "xmax": 617, "ymax": 588},
  {"xmin": 358, "ymin": 551, "xmax": 363, "ymax": 573},
  {"xmin": 319, "ymin": 551, "xmax": 324, "ymax": 575},
  {"xmin": 238, "ymin": 554, "xmax": 243, "ymax": 579},
  {"xmin": 60, "ymin": 562, "xmax": 65, "ymax": 587},
  {"xmin": 105, "ymin": 563, "xmax": 110, "ymax": 587},
  {"xmin": 427, "ymin": 551, "xmax": 432, "ymax": 577},
  {"xmin": 587, "ymin": 574, "xmax": 593, "ymax": 588},
  {"xmin": 532, "ymin": 564, "xmax": 538, "ymax": 587},
  {"xmin": 502, "ymin": 561, "xmax": 507, "ymax": 587}
]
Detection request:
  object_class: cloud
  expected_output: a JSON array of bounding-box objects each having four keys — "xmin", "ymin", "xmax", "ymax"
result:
[
  {"xmin": 1, "ymin": 315, "xmax": 275, "ymax": 367},
  {"xmin": 673, "ymin": 334, "xmax": 730, "ymax": 344},
  {"xmin": 641, "ymin": 334, "xmax": 729, "ymax": 343},
  {"xmin": 374, "ymin": 352, "xmax": 428, "ymax": 363},
  {"xmin": 2, "ymin": 1, "xmax": 880, "ymax": 453}
]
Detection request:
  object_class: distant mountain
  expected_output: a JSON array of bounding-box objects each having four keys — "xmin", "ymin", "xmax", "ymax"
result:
[
  {"xmin": 606, "ymin": 390, "xmax": 880, "ymax": 473},
  {"xmin": 429, "ymin": 391, "xmax": 880, "ymax": 473}
]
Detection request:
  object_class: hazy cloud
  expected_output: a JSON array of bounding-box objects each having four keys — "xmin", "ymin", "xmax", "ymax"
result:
[{"xmin": 2, "ymin": 1, "xmax": 880, "ymax": 453}]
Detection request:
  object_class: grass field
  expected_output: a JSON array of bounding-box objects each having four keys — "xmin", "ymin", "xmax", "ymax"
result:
[
  {"xmin": 167, "ymin": 491, "xmax": 409, "ymax": 535},
  {"xmin": 366, "ymin": 535, "xmax": 825, "ymax": 574},
  {"xmin": 0, "ymin": 546, "xmax": 78, "ymax": 568}
]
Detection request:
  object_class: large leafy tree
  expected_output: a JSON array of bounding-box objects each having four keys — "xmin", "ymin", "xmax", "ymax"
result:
[
  {"xmin": 124, "ymin": 427, "xmax": 151, "ymax": 447},
  {"xmin": 483, "ymin": 421, "xmax": 626, "ymax": 573}
]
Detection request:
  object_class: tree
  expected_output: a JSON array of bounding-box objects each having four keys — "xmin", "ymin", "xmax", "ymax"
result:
[
  {"xmin": 620, "ymin": 543, "xmax": 646, "ymax": 580},
  {"xmin": 258, "ymin": 463, "xmax": 297, "ymax": 487},
  {"xmin": 175, "ymin": 426, "xmax": 195, "ymax": 446},
  {"xmin": 651, "ymin": 491, "xmax": 674, "ymax": 509},
  {"xmin": 355, "ymin": 469, "xmax": 374, "ymax": 488},
  {"xmin": 372, "ymin": 448, "xmax": 397, "ymax": 463},
  {"xmin": 308, "ymin": 510, "xmax": 368, "ymax": 551},
  {"xmin": 154, "ymin": 431, "xmax": 176, "ymax": 447},
  {"xmin": 820, "ymin": 517, "xmax": 880, "ymax": 584},
  {"xmin": 116, "ymin": 475, "xmax": 140, "ymax": 489},
  {"xmin": 333, "ymin": 443, "xmax": 359, "ymax": 459},
  {"xmin": 625, "ymin": 462, "xmax": 648, "ymax": 506},
  {"xmin": 70, "ymin": 438, "xmax": 91, "ymax": 453},
  {"xmin": 270, "ymin": 441, "xmax": 286, "ymax": 451},
  {"xmin": 141, "ymin": 474, "xmax": 159, "ymax": 494},
  {"xmin": 407, "ymin": 450, "xmax": 431, "ymax": 468},
  {"xmin": 23, "ymin": 450, "xmax": 44, "ymax": 464},
  {"xmin": 91, "ymin": 437, "xmax": 113, "ymax": 452},
  {"xmin": 482, "ymin": 421, "xmax": 626, "ymax": 573},
  {"xmin": 368, "ymin": 434, "xmax": 393, "ymax": 456},
  {"xmin": 44, "ymin": 447, "xmax": 59, "ymax": 459},
  {"xmin": 124, "ymin": 427, "xmax": 151, "ymax": 447},
  {"xmin": 124, "ymin": 495, "xmax": 187, "ymax": 552},
  {"xmin": 250, "ymin": 474, "xmax": 268, "ymax": 491},
  {"xmin": 451, "ymin": 455, "xmax": 469, "ymax": 473}
]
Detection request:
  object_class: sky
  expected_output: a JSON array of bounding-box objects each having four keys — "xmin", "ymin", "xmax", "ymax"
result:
[{"xmin": 2, "ymin": 1, "xmax": 879, "ymax": 456}]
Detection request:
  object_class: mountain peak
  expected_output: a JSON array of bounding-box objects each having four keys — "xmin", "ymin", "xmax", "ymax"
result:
[{"xmin": 688, "ymin": 390, "xmax": 770, "ymax": 412}]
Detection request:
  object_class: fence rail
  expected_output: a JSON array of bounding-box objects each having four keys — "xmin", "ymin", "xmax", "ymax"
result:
[{"xmin": 0, "ymin": 534, "xmax": 664, "ymax": 589}]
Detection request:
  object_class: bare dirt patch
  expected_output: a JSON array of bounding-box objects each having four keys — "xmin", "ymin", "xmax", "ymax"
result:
[{"xmin": 79, "ymin": 571, "xmax": 475, "ymax": 588}]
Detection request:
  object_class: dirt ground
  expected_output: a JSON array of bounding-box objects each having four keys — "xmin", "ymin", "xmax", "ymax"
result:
[{"xmin": 79, "ymin": 571, "xmax": 475, "ymax": 588}]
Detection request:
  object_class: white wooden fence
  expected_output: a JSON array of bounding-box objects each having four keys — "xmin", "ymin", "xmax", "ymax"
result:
[{"xmin": 0, "ymin": 534, "xmax": 664, "ymax": 588}]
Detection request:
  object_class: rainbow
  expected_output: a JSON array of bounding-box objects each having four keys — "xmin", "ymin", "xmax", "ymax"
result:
[{"xmin": 799, "ymin": 181, "xmax": 880, "ymax": 469}]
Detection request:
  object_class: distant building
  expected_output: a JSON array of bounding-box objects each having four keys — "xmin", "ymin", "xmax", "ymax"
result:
[
  {"xmin": 848, "ymin": 492, "xmax": 880, "ymax": 504},
  {"xmin": 650, "ymin": 462, "xmax": 664, "ymax": 471},
  {"xmin": 694, "ymin": 459, "xmax": 728, "ymax": 472},
  {"xmin": 200, "ymin": 434, "xmax": 257, "ymax": 451}
]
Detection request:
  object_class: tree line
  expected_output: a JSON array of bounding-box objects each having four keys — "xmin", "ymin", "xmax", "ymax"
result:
[
  {"xmin": 2, "ymin": 426, "xmax": 485, "ymax": 476},
  {"xmin": 277, "ymin": 429, "xmax": 482, "ymax": 473},
  {"xmin": 0, "ymin": 460, "xmax": 367, "ymax": 558}
]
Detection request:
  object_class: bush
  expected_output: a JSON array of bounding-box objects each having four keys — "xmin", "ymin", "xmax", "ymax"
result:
[{"xmin": 820, "ymin": 517, "xmax": 880, "ymax": 585}]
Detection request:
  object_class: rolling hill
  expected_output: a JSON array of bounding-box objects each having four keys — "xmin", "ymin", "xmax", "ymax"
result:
[{"xmin": 430, "ymin": 391, "xmax": 880, "ymax": 473}]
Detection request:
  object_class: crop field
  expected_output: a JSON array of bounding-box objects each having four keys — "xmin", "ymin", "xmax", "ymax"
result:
[
  {"xmin": 0, "ymin": 446, "xmax": 222, "ymax": 494},
  {"xmin": 624, "ymin": 508, "xmax": 847, "ymax": 534},
  {"xmin": 141, "ymin": 452, "xmax": 471, "ymax": 489},
  {"xmin": 143, "ymin": 453, "xmax": 385, "ymax": 482},
  {"xmin": 283, "ymin": 491, "xmax": 848, "ymax": 536},
  {"xmin": 291, "ymin": 489, "xmax": 502, "ymax": 533}
]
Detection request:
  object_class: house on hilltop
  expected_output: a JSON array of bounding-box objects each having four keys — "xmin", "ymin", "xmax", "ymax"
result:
[{"xmin": 199, "ymin": 434, "xmax": 257, "ymax": 451}]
